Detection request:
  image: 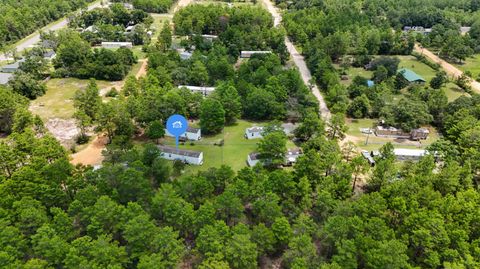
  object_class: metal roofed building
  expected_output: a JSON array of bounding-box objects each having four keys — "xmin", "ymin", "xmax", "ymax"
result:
[
  {"xmin": 240, "ymin": 51, "xmax": 272, "ymax": 58},
  {"xmin": 247, "ymin": 152, "xmax": 260, "ymax": 167},
  {"xmin": 285, "ymin": 148, "xmax": 303, "ymax": 166},
  {"xmin": 397, "ymin": 68, "xmax": 426, "ymax": 84},
  {"xmin": 178, "ymin": 85, "xmax": 215, "ymax": 96},
  {"xmin": 165, "ymin": 126, "xmax": 202, "ymax": 141},
  {"xmin": 0, "ymin": 73, "xmax": 13, "ymax": 85},
  {"xmin": 245, "ymin": 126, "xmax": 264, "ymax": 139},
  {"xmin": 101, "ymin": 42, "xmax": 133, "ymax": 48},
  {"xmin": 158, "ymin": 145, "xmax": 204, "ymax": 165},
  {"xmin": 1, "ymin": 59, "xmax": 25, "ymax": 73},
  {"xmin": 393, "ymin": 148, "xmax": 428, "ymax": 161}
]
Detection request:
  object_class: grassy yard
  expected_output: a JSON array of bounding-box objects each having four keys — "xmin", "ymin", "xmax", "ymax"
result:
[
  {"xmin": 345, "ymin": 118, "xmax": 440, "ymax": 152},
  {"xmin": 337, "ymin": 56, "xmax": 466, "ymax": 102},
  {"xmin": 158, "ymin": 120, "xmax": 296, "ymax": 174},
  {"xmin": 454, "ymin": 54, "xmax": 480, "ymax": 80},
  {"xmin": 30, "ymin": 78, "xmax": 114, "ymax": 121},
  {"xmin": 150, "ymin": 14, "xmax": 173, "ymax": 41}
]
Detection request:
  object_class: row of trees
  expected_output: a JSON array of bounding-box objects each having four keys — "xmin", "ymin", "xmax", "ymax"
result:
[
  {"xmin": 0, "ymin": 0, "xmax": 93, "ymax": 46},
  {"xmin": 69, "ymin": 3, "xmax": 153, "ymax": 45},
  {"xmin": 112, "ymin": 0, "xmax": 176, "ymax": 13},
  {"xmin": 46, "ymin": 29, "xmax": 137, "ymax": 81},
  {"xmin": 173, "ymin": 4, "xmax": 288, "ymax": 60},
  {"xmin": 1, "ymin": 88, "xmax": 479, "ymax": 267}
]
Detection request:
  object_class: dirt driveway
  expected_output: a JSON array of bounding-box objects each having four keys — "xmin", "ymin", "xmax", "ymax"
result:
[{"xmin": 414, "ymin": 44, "xmax": 480, "ymax": 93}]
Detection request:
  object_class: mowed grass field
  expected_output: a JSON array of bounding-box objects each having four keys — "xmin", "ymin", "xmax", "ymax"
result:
[
  {"xmin": 345, "ymin": 118, "xmax": 440, "ymax": 152},
  {"xmin": 454, "ymin": 54, "xmax": 480, "ymax": 80},
  {"xmin": 30, "ymin": 78, "xmax": 114, "ymax": 121},
  {"xmin": 160, "ymin": 120, "xmax": 296, "ymax": 174}
]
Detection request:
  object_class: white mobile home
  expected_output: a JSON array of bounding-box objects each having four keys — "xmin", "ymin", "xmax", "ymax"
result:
[
  {"xmin": 158, "ymin": 145, "xmax": 204, "ymax": 165},
  {"xmin": 178, "ymin": 85, "xmax": 215, "ymax": 96},
  {"xmin": 240, "ymin": 51, "xmax": 272, "ymax": 58},
  {"xmin": 245, "ymin": 126, "xmax": 264, "ymax": 139},
  {"xmin": 394, "ymin": 148, "xmax": 427, "ymax": 161},
  {"xmin": 101, "ymin": 42, "xmax": 133, "ymax": 49},
  {"xmin": 1, "ymin": 59, "xmax": 24, "ymax": 73},
  {"xmin": 165, "ymin": 126, "xmax": 202, "ymax": 141}
]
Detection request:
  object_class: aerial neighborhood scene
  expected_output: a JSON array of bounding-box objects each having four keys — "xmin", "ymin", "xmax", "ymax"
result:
[{"xmin": 1, "ymin": 0, "xmax": 480, "ymax": 268}]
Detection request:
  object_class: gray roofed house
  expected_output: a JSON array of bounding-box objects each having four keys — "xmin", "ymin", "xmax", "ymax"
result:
[
  {"xmin": 158, "ymin": 145, "xmax": 204, "ymax": 165},
  {"xmin": 1, "ymin": 59, "xmax": 24, "ymax": 73},
  {"xmin": 245, "ymin": 126, "xmax": 264, "ymax": 139},
  {"xmin": 247, "ymin": 152, "xmax": 260, "ymax": 167},
  {"xmin": 285, "ymin": 148, "xmax": 302, "ymax": 166},
  {"xmin": 0, "ymin": 73, "xmax": 13, "ymax": 85},
  {"xmin": 43, "ymin": 50, "xmax": 56, "ymax": 60}
]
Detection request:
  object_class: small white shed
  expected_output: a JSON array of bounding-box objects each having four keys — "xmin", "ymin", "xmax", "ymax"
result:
[
  {"xmin": 245, "ymin": 126, "xmax": 264, "ymax": 139},
  {"xmin": 247, "ymin": 152, "xmax": 260, "ymax": 167}
]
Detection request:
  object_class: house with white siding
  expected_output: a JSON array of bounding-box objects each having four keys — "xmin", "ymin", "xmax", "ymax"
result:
[
  {"xmin": 285, "ymin": 148, "xmax": 302, "ymax": 166},
  {"xmin": 165, "ymin": 126, "xmax": 202, "ymax": 141},
  {"xmin": 101, "ymin": 42, "xmax": 133, "ymax": 48},
  {"xmin": 247, "ymin": 152, "xmax": 260, "ymax": 167},
  {"xmin": 178, "ymin": 85, "xmax": 215, "ymax": 96},
  {"xmin": 245, "ymin": 126, "xmax": 264, "ymax": 139},
  {"xmin": 158, "ymin": 145, "xmax": 204, "ymax": 165},
  {"xmin": 394, "ymin": 148, "xmax": 428, "ymax": 161},
  {"xmin": 240, "ymin": 51, "xmax": 272, "ymax": 58}
]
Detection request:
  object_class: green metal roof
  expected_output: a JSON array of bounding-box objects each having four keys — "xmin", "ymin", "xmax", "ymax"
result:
[{"xmin": 398, "ymin": 68, "xmax": 426, "ymax": 83}]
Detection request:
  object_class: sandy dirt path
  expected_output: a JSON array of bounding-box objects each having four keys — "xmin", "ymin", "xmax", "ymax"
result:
[
  {"xmin": 414, "ymin": 44, "xmax": 480, "ymax": 93},
  {"xmin": 70, "ymin": 135, "xmax": 108, "ymax": 166},
  {"xmin": 262, "ymin": 0, "xmax": 331, "ymax": 121}
]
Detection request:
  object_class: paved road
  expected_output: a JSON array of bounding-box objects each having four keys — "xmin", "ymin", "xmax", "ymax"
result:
[
  {"xmin": 0, "ymin": 1, "xmax": 105, "ymax": 61},
  {"xmin": 262, "ymin": 0, "xmax": 331, "ymax": 120},
  {"xmin": 414, "ymin": 44, "xmax": 480, "ymax": 94}
]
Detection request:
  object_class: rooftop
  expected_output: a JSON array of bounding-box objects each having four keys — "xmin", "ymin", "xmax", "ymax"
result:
[
  {"xmin": 286, "ymin": 148, "xmax": 302, "ymax": 156},
  {"xmin": 393, "ymin": 148, "xmax": 427, "ymax": 157},
  {"xmin": 398, "ymin": 68, "xmax": 426, "ymax": 82},
  {"xmin": 158, "ymin": 145, "xmax": 202, "ymax": 158},
  {"xmin": 246, "ymin": 126, "xmax": 264, "ymax": 134},
  {"xmin": 249, "ymin": 152, "xmax": 260, "ymax": 160},
  {"xmin": 0, "ymin": 73, "xmax": 13, "ymax": 85},
  {"xmin": 187, "ymin": 126, "xmax": 200, "ymax": 133}
]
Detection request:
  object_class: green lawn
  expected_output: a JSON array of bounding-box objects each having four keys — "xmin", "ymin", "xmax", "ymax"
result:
[
  {"xmin": 150, "ymin": 14, "xmax": 173, "ymax": 41},
  {"xmin": 454, "ymin": 54, "xmax": 480, "ymax": 80},
  {"xmin": 30, "ymin": 78, "xmax": 114, "ymax": 121},
  {"xmin": 337, "ymin": 56, "xmax": 466, "ymax": 102},
  {"xmin": 345, "ymin": 118, "xmax": 440, "ymax": 152},
  {"xmin": 158, "ymin": 120, "xmax": 296, "ymax": 174}
]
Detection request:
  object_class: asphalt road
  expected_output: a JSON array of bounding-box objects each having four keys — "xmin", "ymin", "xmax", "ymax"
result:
[
  {"xmin": 262, "ymin": 0, "xmax": 331, "ymax": 120},
  {"xmin": 0, "ymin": 1, "xmax": 105, "ymax": 61}
]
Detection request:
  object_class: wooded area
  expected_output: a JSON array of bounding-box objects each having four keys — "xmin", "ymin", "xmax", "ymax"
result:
[{"xmin": 0, "ymin": 0, "xmax": 94, "ymax": 47}]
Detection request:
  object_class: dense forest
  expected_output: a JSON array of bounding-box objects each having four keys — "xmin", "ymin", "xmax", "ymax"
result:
[
  {"xmin": 173, "ymin": 5, "xmax": 288, "ymax": 60},
  {"xmin": 68, "ymin": 3, "xmax": 153, "ymax": 45},
  {"xmin": 0, "ymin": 0, "xmax": 94, "ymax": 47},
  {"xmin": 111, "ymin": 0, "xmax": 177, "ymax": 13}
]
